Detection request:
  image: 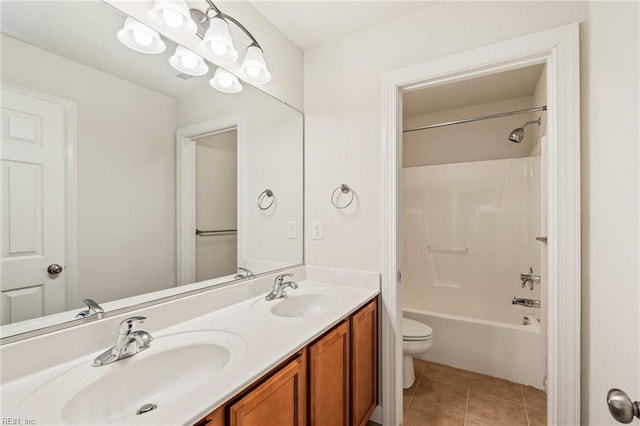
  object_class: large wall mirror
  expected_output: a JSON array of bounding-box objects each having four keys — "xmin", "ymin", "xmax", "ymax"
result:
[{"xmin": 0, "ymin": 0, "xmax": 303, "ymax": 340}]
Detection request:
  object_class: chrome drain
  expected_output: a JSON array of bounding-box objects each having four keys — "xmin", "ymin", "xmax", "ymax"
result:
[{"xmin": 136, "ymin": 403, "xmax": 158, "ymax": 415}]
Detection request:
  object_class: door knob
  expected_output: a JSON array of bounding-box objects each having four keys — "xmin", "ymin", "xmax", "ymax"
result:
[
  {"xmin": 607, "ymin": 388, "xmax": 640, "ymax": 423},
  {"xmin": 47, "ymin": 264, "xmax": 63, "ymax": 274}
]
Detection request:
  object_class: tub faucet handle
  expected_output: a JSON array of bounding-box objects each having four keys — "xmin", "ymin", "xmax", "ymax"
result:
[{"xmin": 520, "ymin": 267, "xmax": 541, "ymax": 290}]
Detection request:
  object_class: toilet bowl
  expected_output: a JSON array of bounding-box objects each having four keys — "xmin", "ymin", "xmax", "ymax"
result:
[{"xmin": 402, "ymin": 318, "xmax": 433, "ymax": 389}]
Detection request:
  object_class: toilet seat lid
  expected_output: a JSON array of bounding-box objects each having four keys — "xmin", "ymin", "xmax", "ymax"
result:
[{"xmin": 402, "ymin": 318, "xmax": 433, "ymax": 340}]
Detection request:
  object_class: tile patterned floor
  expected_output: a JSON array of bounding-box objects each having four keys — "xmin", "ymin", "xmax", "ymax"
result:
[{"xmin": 402, "ymin": 359, "xmax": 547, "ymax": 426}]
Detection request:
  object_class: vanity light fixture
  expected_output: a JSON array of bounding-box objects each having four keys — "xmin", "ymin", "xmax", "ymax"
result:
[
  {"xmin": 117, "ymin": 17, "xmax": 166, "ymax": 54},
  {"xmin": 147, "ymin": 0, "xmax": 197, "ymax": 37},
  {"xmin": 117, "ymin": 0, "xmax": 269, "ymax": 94},
  {"xmin": 200, "ymin": 15, "xmax": 238, "ymax": 64},
  {"xmin": 209, "ymin": 68, "xmax": 243, "ymax": 93},
  {"xmin": 191, "ymin": 0, "xmax": 271, "ymax": 85},
  {"xmin": 238, "ymin": 44, "xmax": 271, "ymax": 84},
  {"xmin": 169, "ymin": 46, "xmax": 209, "ymax": 76}
]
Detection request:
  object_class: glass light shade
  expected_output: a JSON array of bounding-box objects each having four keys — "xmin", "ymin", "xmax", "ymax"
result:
[
  {"xmin": 117, "ymin": 17, "xmax": 166, "ymax": 54},
  {"xmin": 201, "ymin": 16, "xmax": 238, "ymax": 64},
  {"xmin": 169, "ymin": 46, "xmax": 209, "ymax": 76},
  {"xmin": 238, "ymin": 45, "xmax": 271, "ymax": 84},
  {"xmin": 209, "ymin": 68, "xmax": 243, "ymax": 93},
  {"xmin": 147, "ymin": 0, "xmax": 197, "ymax": 37}
]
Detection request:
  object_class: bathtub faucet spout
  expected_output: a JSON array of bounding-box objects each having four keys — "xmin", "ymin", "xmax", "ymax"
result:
[{"xmin": 512, "ymin": 297, "xmax": 541, "ymax": 308}]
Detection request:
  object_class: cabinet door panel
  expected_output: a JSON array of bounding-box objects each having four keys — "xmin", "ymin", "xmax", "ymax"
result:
[
  {"xmin": 193, "ymin": 407, "xmax": 224, "ymax": 426},
  {"xmin": 229, "ymin": 353, "xmax": 306, "ymax": 426},
  {"xmin": 351, "ymin": 299, "xmax": 378, "ymax": 426},
  {"xmin": 310, "ymin": 321, "xmax": 350, "ymax": 426}
]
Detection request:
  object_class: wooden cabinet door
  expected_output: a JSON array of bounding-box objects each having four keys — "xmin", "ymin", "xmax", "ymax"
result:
[
  {"xmin": 309, "ymin": 320, "xmax": 350, "ymax": 426},
  {"xmin": 193, "ymin": 407, "xmax": 224, "ymax": 426},
  {"xmin": 350, "ymin": 299, "xmax": 378, "ymax": 426},
  {"xmin": 228, "ymin": 353, "xmax": 307, "ymax": 426}
]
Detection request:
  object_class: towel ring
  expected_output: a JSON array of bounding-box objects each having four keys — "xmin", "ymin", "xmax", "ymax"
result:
[
  {"xmin": 331, "ymin": 184, "xmax": 355, "ymax": 209},
  {"xmin": 257, "ymin": 189, "xmax": 274, "ymax": 210}
]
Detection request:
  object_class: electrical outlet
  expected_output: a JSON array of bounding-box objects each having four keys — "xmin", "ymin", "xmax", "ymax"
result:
[
  {"xmin": 287, "ymin": 221, "xmax": 297, "ymax": 239},
  {"xmin": 312, "ymin": 221, "xmax": 323, "ymax": 240}
]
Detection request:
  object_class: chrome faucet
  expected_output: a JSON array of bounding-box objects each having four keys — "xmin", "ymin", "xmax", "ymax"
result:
[
  {"xmin": 234, "ymin": 267, "xmax": 255, "ymax": 280},
  {"xmin": 265, "ymin": 273, "xmax": 298, "ymax": 301},
  {"xmin": 512, "ymin": 297, "xmax": 541, "ymax": 309},
  {"xmin": 93, "ymin": 316, "xmax": 153, "ymax": 367},
  {"xmin": 520, "ymin": 267, "xmax": 541, "ymax": 290},
  {"xmin": 76, "ymin": 299, "xmax": 104, "ymax": 319}
]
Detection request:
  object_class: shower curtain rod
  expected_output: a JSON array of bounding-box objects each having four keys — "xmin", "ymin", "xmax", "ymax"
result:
[{"xmin": 402, "ymin": 105, "xmax": 547, "ymax": 133}]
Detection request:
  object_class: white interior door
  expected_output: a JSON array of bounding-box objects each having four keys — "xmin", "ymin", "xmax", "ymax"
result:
[{"xmin": 1, "ymin": 86, "xmax": 67, "ymax": 324}]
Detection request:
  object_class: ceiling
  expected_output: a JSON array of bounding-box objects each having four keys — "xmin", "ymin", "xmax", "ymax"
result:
[
  {"xmin": 248, "ymin": 1, "xmax": 436, "ymax": 50},
  {"xmin": 403, "ymin": 64, "xmax": 546, "ymax": 118}
]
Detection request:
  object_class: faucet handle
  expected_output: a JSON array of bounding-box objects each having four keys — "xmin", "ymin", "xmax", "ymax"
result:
[
  {"xmin": 76, "ymin": 299, "xmax": 104, "ymax": 319},
  {"xmin": 118, "ymin": 316, "xmax": 147, "ymax": 335},
  {"xmin": 275, "ymin": 273, "xmax": 294, "ymax": 284}
]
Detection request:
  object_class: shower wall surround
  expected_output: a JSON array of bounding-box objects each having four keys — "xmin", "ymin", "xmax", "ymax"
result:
[{"xmin": 402, "ymin": 156, "xmax": 541, "ymax": 325}]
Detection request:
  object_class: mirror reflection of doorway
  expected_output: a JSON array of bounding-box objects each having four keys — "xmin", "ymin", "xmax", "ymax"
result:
[{"xmin": 195, "ymin": 128, "xmax": 237, "ymax": 282}]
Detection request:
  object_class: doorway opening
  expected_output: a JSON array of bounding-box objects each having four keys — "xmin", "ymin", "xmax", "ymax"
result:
[
  {"xmin": 400, "ymin": 64, "xmax": 548, "ymax": 425},
  {"xmin": 177, "ymin": 113, "xmax": 246, "ymax": 286},
  {"xmin": 194, "ymin": 128, "xmax": 238, "ymax": 282},
  {"xmin": 381, "ymin": 24, "xmax": 580, "ymax": 426}
]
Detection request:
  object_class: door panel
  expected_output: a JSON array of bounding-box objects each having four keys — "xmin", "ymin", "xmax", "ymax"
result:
[
  {"xmin": 1, "ymin": 285, "xmax": 44, "ymax": 324},
  {"xmin": 309, "ymin": 321, "xmax": 350, "ymax": 426},
  {"xmin": 1, "ymin": 86, "xmax": 68, "ymax": 324},
  {"xmin": 4, "ymin": 162, "xmax": 43, "ymax": 256},
  {"xmin": 351, "ymin": 299, "xmax": 378, "ymax": 426},
  {"xmin": 229, "ymin": 353, "xmax": 306, "ymax": 426}
]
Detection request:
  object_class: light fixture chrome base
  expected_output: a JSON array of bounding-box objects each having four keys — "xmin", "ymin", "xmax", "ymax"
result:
[{"xmin": 190, "ymin": 9, "xmax": 210, "ymax": 39}]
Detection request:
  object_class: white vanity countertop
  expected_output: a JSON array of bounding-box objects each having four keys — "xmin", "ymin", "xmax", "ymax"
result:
[{"xmin": 1, "ymin": 280, "xmax": 378, "ymax": 425}]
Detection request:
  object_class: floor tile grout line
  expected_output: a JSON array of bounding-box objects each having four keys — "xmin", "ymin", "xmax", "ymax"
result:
[
  {"xmin": 521, "ymin": 385, "xmax": 531, "ymax": 426},
  {"xmin": 404, "ymin": 361, "xmax": 424, "ymax": 414},
  {"xmin": 463, "ymin": 377, "xmax": 471, "ymax": 426},
  {"xmin": 466, "ymin": 390, "xmax": 526, "ymax": 407}
]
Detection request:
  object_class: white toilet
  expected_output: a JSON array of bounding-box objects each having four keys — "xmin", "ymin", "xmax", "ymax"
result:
[{"xmin": 402, "ymin": 317, "xmax": 433, "ymax": 389}]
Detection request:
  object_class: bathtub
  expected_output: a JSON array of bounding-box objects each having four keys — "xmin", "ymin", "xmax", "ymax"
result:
[{"xmin": 404, "ymin": 308, "xmax": 546, "ymax": 390}]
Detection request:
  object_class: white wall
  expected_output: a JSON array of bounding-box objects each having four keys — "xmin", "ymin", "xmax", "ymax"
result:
[
  {"xmin": 402, "ymin": 158, "xmax": 540, "ymax": 324},
  {"xmin": 403, "ymin": 96, "xmax": 540, "ymax": 166},
  {"xmin": 1, "ymin": 34, "xmax": 178, "ymax": 305},
  {"xmin": 582, "ymin": 3, "xmax": 640, "ymax": 424},
  {"xmin": 304, "ymin": 1, "xmax": 589, "ymax": 272},
  {"xmin": 195, "ymin": 130, "xmax": 237, "ymax": 281},
  {"xmin": 177, "ymin": 86, "xmax": 304, "ymax": 274},
  {"xmin": 531, "ymin": 64, "xmax": 547, "ymax": 386},
  {"xmin": 304, "ymin": 2, "xmax": 639, "ymax": 423}
]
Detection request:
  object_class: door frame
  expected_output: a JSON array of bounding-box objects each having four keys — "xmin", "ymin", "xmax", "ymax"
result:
[
  {"xmin": 176, "ymin": 113, "xmax": 246, "ymax": 285},
  {"xmin": 1, "ymin": 82, "xmax": 78, "ymax": 310},
  {"xmin": 381, "ymin": 24, "xmax": 581, "ymax": 425}
]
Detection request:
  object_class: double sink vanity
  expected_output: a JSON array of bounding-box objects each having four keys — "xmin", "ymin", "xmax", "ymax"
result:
[{"xmin": 0, "ymin": 268, "xmax": 379, "ymax": 425}]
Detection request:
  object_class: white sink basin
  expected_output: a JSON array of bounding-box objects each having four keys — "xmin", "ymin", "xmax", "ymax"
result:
[
  {"xmin": 271, "ymin": 294, "xmax": 339, "ymax": 318},
  {"xmin": 14, "ymin": 330, "xmax": 245, "ymax": 424},
  {"xmin": 253, "ymin": 292, "xmax": 340, "ymax": 318}
]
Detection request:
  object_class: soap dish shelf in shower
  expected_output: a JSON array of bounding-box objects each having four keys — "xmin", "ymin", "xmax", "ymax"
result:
[{"xmin": 427, "ymin": 246, "xmax": 469, "ymax": 255}]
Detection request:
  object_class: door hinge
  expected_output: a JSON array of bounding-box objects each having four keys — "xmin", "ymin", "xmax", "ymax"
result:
[{"xmin": 397, "ymin": 271, "xmax": 402, "ymax": 282}]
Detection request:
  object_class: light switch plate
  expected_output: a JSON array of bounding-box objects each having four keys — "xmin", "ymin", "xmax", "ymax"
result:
[
  {"xmin": 312, "ymin": 221, "xmax": 323, "ymax": 240},
  {"xmin": 287, "ymin": 221, "xmax": 297, "ymax": 239}
]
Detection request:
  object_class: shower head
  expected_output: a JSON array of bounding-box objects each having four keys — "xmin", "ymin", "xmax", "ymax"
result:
[{"xmin": 508, "ymin": 118, "xmax": 541, "ymax": 143}]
